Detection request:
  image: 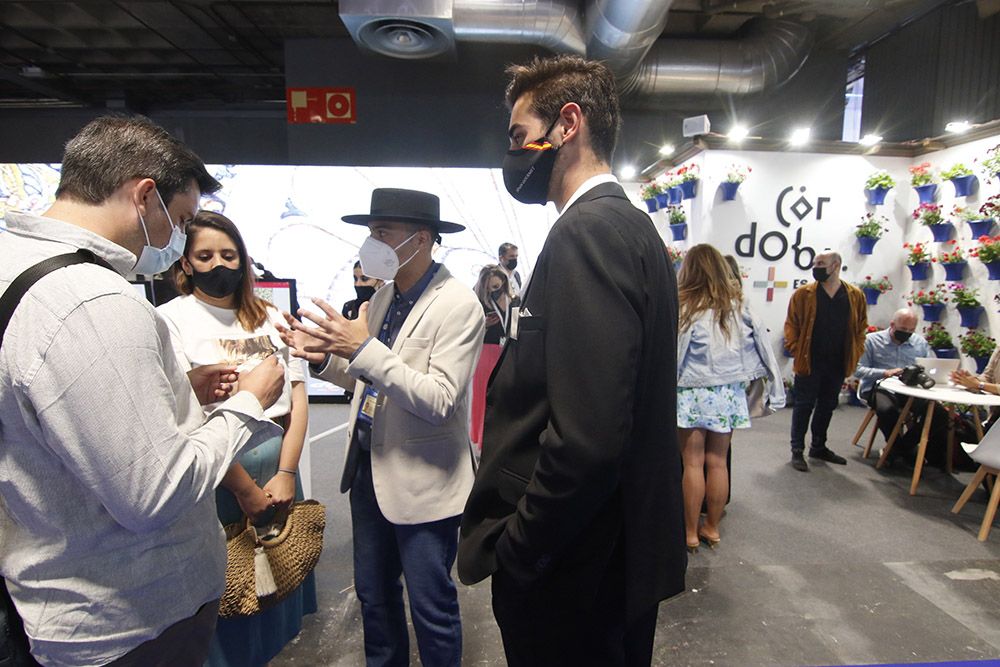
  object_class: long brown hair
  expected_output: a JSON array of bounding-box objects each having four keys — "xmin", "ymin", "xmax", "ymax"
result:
[
  {"xmin": 474, "ymin": 264, "xmax": 510, "ymax": 306},
  {"xmin": 677, "ymin": 244, "xmax": 743, "ymax": 338},
  {"xmin": 173, "ymin": 210, "xmax": 269, "ymax": 332}
]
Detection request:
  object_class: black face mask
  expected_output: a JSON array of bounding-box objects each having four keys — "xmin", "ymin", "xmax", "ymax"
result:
[
  {"xmin": 502, "ymin": 117, "xmax": 560, "ymax": 205},
  {"xmin": 893, "ymin": 330, "xmax": 913, "ymax": 343},
  {"xmin": 504, "ymin": 259, "xmax": 518, "ymax": 271},
  {"xmin": 355, "ymin": 285, "xmax": 376, "ymax": 302},
  {"xmin": 490, "ymin": 288, "xmax": 505, "ymax": 300},
  {"xmin": 812, "ymin": 267, "xmax": 830, "ymax": 283},
  {"xmin": 191, "ymin": 265, "xmax": 243, "ymax": 299}
]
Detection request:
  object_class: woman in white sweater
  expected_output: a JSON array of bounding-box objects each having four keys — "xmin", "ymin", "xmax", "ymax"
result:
[{"xmin": 157, "ymin": 210, "xmax": 316, "ymax": 667}]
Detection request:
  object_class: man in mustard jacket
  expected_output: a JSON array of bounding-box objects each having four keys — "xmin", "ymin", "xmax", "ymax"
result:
[{"xmin": 784, "ymin": 251, "xmax": 868, "ymax": 471}]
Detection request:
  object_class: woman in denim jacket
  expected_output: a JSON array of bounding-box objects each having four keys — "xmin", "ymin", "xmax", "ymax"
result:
[{"xmin": 676, "ymin": 245, "xmax": 784, "ymax": 552}]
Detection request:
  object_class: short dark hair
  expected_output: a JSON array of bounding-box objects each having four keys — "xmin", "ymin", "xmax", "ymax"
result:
[
  {"xmin": 499, "ymin": 242, "xmax": 518, "ymax": 257},
  {"xmin": 505, "ymin": 55, "xmax": 621, "ymax": 165},
  {"xmin": 56, "ymin": 115, "xmax": 221, "ymax": 206}
]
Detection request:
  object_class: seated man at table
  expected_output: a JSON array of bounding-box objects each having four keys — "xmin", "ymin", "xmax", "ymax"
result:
[{"xmin": 855, "ymin": 308, "xmax": 946, "ymax": 465}]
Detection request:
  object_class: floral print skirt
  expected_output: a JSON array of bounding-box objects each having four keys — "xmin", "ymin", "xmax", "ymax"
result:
[{"xmin": 677, "ymin": 381, "xmax": 751, "ymax": 433}]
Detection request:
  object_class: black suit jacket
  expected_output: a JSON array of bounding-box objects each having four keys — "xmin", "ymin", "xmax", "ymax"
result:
[{"xmin": 458, "ymin": 182, "xmax": 686, "ymax": 620}]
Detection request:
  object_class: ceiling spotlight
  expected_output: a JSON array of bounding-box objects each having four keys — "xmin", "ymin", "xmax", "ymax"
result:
[
  {"xmin": 619, "ymin": 165, "xmax": 637, "ymax": 180},
  {"xmin": 728, "ymin": 125, "xmax": 749, "ymax": 141},
  {"xmin": 658, "ymin": 144, "xmax": 675, "ymax": 156},
  {"xmin": 789, "ymin": 127, "xmax": 811, "ymax": 146},
  {"xmin": 945, "ymin": 120, "xmax": 971, "ymax": 133},
  {"xmin": 859, "ymin": 133, "xmax": 883, "ymax": 146}
]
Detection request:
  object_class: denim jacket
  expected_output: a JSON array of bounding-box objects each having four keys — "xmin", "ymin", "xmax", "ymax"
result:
[{"xmin": 677, "ymin": 302, "xmax": 786, "ymax": 408}]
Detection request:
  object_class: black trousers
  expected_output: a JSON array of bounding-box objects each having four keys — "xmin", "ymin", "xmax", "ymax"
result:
[
  {"xmin": 862, "ymin": 385, "xmax": 949, "ymax": 465},
  {"xmin": 789, "ymin": 363, "xmax": 844, "ymax": 453},
  {"xmin": 490, "ymin": 546, "xmax": 658, "ymax": 667}
]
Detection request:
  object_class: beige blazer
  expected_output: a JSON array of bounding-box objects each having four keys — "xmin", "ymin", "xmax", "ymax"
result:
[{"xmin": 317, "ymin": 264, "xmax": 484, "ymax": 525}]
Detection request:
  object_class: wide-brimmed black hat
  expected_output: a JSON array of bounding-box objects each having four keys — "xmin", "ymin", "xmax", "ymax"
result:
[{"xmin": 342, "ymin": 188, "xmax": 465, "ymax": 233}]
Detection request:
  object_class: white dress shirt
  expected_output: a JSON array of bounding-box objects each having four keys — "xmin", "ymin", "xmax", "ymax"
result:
[{"xmin": 0, "ymin": 211, "xmax": 280, "ymax": 667}]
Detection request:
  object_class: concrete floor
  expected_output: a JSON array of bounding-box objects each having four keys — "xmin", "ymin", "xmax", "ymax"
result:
[{"xmin": 272, "ymin": 402, "xmax": 1000, "ymax": 667}]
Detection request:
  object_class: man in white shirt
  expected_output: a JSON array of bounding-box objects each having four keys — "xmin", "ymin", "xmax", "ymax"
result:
[{"xmin": 0, "ymin": 115, "xmax": 285, "ymax": 667}]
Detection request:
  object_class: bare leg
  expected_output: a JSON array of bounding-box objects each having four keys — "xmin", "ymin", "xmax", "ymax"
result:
[
  {"xmin": 679, "ymin": 427, "xmax": 706, "ymax": 546},
  {"xmin": 701, "ymin": 430, "xmax": 734, "ymax": 540}
]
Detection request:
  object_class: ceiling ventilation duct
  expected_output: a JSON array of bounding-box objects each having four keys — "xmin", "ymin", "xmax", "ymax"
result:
[{"xmin": 339, "ymin": 0, "xmax": 458, "ymax": 59}]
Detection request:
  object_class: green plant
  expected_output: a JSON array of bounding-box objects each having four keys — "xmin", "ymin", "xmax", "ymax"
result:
[
  {"xmin": 924, "ymin": 323, "xmax": 954, "ymax": 349},
  {"xmin": 666, "ymin": 245, "xmax": 684, "ymax": 264},
  {"xmin": 973, "ymin": 236, "xmax": 1000, "ymax": 263},
  {"xmin": 982, "ymin": 144, "xmax": 1000, "ymax": 183},
  {"xmin": 909, "ymin": 162, "xmax": 937, "ymax": 187},
  {"xmin": 865, "ymin": 170, "xmax": 895, "ymax": 190},
  {"xmin": 668, "ymin": 206, "xmax": 686, "ymax": 224},
  {"xmin": 941, "ymin": 162, "xmax": 974, "ymax": 180},
  {"xmin": 855, "ymin": 212, "xmax": 889, "ymax": 239},
  {"xmin": 907, "ymin": 284, "xmax": 948, "ymax": 306},
  {"xmin": 949, "ymin": 283, "xmax": 981, "ymax": 308},
  {"xmin": 725, "ymin": 163, "xmax": 751, "ymax": 183},
  {"xmin": 952, "ymin": 205, "xmax": 982, "ymax": 223},
  {"xmin": 640, "ymin": 181, "xmax": 665, "ymax": 199},
  {"xmin": 937, "ymin": 240, "xmax": 965, "ymax": 264},
  {"xmin": 858, "ymin": 275, "xmax": 892, "ymax": 293},
  {"xmin": 903, "ymin": 242, "xmax": 930, "ymax": 265},
  {"xmin": 959, "ymin": 329, "xmax": 997, "ymax": 357},
  {"xmin": 676, "ymin": 163, "xmax": 699, "ymax": 182},
  {"xmin": 912, "ymin": 203, "xmax": 944, "ymax": 226}
]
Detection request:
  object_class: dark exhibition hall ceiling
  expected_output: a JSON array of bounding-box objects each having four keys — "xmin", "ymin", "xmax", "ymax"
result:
[{"xmin": 0, "ymin": 0, "xmax": 973, "ymax": 113}]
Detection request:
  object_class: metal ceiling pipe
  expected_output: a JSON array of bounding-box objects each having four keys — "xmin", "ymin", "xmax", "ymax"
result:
[
  {"xmin": 584, "ymin": 0, "xmax": 677, "ymax": 81},
  {"xmin": 622, "ymin": 18, "xmax": 813, "ymax": 98},
  {"xmin": 453, "ymin": 0, "xmax": 586, "ymax": 55}
]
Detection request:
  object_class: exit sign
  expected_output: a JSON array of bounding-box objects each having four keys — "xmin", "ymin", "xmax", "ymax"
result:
[{"xmin": 286, "ymin": 87, "xmax": 356, "ymax": 124}]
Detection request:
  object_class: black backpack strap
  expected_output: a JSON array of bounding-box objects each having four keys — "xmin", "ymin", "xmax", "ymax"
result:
[{"xmin": 0, "ymin": 249, "xmax": 112, "ymax": 347}]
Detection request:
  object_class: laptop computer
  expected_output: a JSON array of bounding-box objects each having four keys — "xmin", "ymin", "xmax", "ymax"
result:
[{"xmin": 916, "ymin": 357, "xmax": 960, "ymax": 384}]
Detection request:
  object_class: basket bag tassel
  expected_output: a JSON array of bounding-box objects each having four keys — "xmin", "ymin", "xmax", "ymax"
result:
[{"xmin": 254, "ymin": 545, "xmax": 277, "ymax": 597}]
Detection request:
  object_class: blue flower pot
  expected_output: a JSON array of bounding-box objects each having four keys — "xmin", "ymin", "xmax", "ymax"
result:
[
  {"xmin": 951, "ymin": 174, "xmax": 976, "ymax": 197},
  {"xmin": 968, "ymin": 218, "xmax": 995, "ymax": 239},
  {"xmin": 929, "ymin": 223, "xmax": 953, "ymax": 242},
  {"xmin": 986, "ymin": 260, "xmax": 1000, "ymax": 281},
  {"xmin": 863, "ymin": 287, "xmax": 881, "ymax": 305},
  {"xmin": 934, "ymin": 347, "xmax": 959, "ymax": 359},
  {"xmin": 680, "ymin": 179, "xmax": 698, "ymax": 199},
  {"xmin": 915, "ymin": 183, "xmax": 938, "ymax": 204},
  {"xmin": 942, "ymin": 261, "xmax": 966, "ymax": 281},
  {"xmin": 720, "ymin": 181, "xmax": 740, "ymax": 201},
  {"xmin": 958, "ymin": 306, "xmax": 984, "ymax": 328},
  {"xmin": 669, "ymin": 222, "xmax": 688, "ymax": 241},
  {"xmin": 668, "ymin": 186, "xmax": 684, "ymax": 205},
  {"xmin": 655, "ymin": 193, "xmax": 669, "ymax": 209},
  {"xmin": 865, "ymin": 186, "xmax": 889, "ymax": 206},
  {"xmin": 975, "ymin": 355, "xmax": 991, "ymax": 374},
  {"xmin": 857, "ymin": 236, "xmax": 879, "ymax": 255},
  {"xmin": 921, "ymin": 303, "xmax": 945, "ymax": 322},
  {"xmin": 643, "ymin": 197, "xmax": 658, "ymax": 213},
  {"xmin": 907, "ymin": 262, "xmax": 931, "ymax": 280}
]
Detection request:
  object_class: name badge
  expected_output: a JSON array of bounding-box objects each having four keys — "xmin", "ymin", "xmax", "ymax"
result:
[{"xmin": 357, "ymin": 385, "xmax": 379, "ymax": 425}]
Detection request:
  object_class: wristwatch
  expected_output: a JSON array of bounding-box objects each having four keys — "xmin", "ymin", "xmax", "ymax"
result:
[{"xmin": 979, "ymin": 381, "xmax": 986, "ymax": 393}]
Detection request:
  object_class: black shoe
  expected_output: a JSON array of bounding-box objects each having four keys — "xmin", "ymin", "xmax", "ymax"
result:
[
  {"xmin": 809, "ymin": 447, "xmax": 847, "ymax": 465},
  {"xmin": 791, "ymin": 451, "xmax": 809, "ymax": 471}
]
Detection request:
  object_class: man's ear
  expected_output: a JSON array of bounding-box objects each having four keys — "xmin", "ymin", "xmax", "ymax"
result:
[
  {"xmin": 131, "ymin": 178, "xmax": 157, "ymax": 216},
  {"xmin": 558, "ymin": 102, "xmax": 584, "ymax": 146}
]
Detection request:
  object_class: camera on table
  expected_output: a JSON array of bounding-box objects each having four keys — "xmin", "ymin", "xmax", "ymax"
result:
[{"xmin": 900, "ymin": 364, "xmax": 935, "ymax": 389}]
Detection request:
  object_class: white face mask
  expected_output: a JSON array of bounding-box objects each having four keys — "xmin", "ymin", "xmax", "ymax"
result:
[
  {"xmin": 358, "ymin": 232, "xmax": 419, "ymax": 282},
  {"xmin": 133, "ymin": 189, "xmax": 187, "ymax": 276}
]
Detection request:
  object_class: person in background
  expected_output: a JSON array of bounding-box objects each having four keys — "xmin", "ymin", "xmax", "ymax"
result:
[
  {"xmin": 157, "ymin": 211, "xmax": 317, "ymax": 667},
  {"xmin": 677, "ymin": 245, "xmax": 784, "ymax": 552},
  {"xmin": 498, "ymin": 242, "xmax": 522, "ymax": 293},
  {"xmin": 343, "ymin": 260, "xmax": 384, "ymax": 320},
  {"xmin": 0, "ymin": 115, "xmax": 285, "ymax": 667},
  {"xmin": 951, "ymin": 347, "xmax": 1000, "ymax": 434},
  {"xmin": 470, "ymin": 264, "xmax": 512, "ymax": 452},
  {"xmin": 783, "ymin": 251, "xmax": 868, "ymax": 471}
]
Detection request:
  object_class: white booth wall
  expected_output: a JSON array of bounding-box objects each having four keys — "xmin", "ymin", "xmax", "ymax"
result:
[{"xmin": 629, "ymin": 131, "xmax": 1000, "ymax": 381}]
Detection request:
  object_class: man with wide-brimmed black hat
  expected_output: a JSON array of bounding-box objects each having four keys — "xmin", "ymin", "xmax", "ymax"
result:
[{"xmin": 279, "ymin": 187, "xmax": 483, "ymax": 666}]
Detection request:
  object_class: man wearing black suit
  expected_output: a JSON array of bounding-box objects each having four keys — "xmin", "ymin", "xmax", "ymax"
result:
[{"xmin": 458, "ymin": 55, "xmax": 686, "ymax": 666}]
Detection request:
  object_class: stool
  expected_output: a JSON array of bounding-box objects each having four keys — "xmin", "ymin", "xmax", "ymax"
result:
[
  {"xmin": 951, "ymin": 463, "xmax": 1000, "ymax": 541},
  {"xmin": 852, "ymin": 407, "xmax": 880, "ymax": 459}
]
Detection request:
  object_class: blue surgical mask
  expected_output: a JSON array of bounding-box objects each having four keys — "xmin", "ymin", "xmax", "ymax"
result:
[{"xmin": 133, "ymin": 189, "xmax": 186, "ymax": 275}]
